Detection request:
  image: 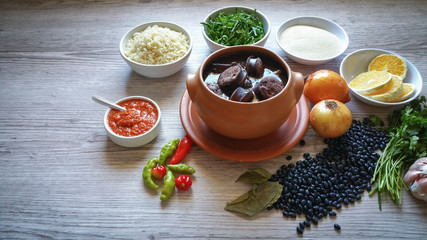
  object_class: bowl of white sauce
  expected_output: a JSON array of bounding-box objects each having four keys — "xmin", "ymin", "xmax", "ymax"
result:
[{"xmin": 276, "ymin": 16, "xmax": 349, "ymax": 65}]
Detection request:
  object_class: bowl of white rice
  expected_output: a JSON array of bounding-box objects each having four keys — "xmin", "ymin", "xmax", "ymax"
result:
[{"xmin": 120, "ymin": 21, "xmax": 192, "ymax": 78}]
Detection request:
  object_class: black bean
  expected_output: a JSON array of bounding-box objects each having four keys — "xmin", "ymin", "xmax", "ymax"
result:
[
  {"xmin": 301, "ymin": 199, "xmax": 307, "ymax": 206},
  {"xmin": 322, "ymin": 181, "xmax": 329, "ymax": 188},
  {"xmin": 269, "ymin": 120, "xmax": 388, "ymax": 233},
  {"xmin": 334, "ymin": 223, "xmax": 341, "ymax": 230},
  {"xmin": 297, "ymin": 226, "xmax": 304, "ymax": 234},
  {"xmin": 343, "ymin": 198, "xmax": 349, "ymax": 205},
  {"xmin": 300, "ymin": 139, "xmax": 306, "ymax": 146},
  {"xmin": 312, "ymin": 216, "xmax": 318, "ymax": 225},
  {"xmin": 322, "ymin": 208, "xmax": 328, "ymax": 216},
  {"xmin": 303, "ymin": 220, "xmax": 311, "ymax": 227},
  {"xmin": 299, "ymin": 222, "xmax": 305, "ymax": 230},
  {"xmin": 286, "ymin": 155, "xmax": 292, "ymax": 160}
]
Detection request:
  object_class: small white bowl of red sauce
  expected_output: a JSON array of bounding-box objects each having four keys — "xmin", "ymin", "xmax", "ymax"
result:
[{"xmin": 104, "ymin": 96, "xmax": 161, "ymax": 147}]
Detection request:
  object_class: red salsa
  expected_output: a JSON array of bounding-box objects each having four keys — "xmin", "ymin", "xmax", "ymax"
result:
[{"xmin": 107, "ymin": 98, "xmax": 158, "ymax": 137}]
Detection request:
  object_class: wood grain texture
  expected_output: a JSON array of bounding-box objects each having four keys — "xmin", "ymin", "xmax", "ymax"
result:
[{"xmin": 1, "ymin": 0, "xmax": 426, "ymax": 239}]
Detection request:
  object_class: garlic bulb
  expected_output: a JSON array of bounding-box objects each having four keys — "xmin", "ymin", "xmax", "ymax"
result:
[{"xmin": 403, "ymin": 157, "xmax": 427, "ymax": 202}]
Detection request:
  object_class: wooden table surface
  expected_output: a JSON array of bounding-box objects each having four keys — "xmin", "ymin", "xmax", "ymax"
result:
[{"xmin": 1, "ymin": 0, "xmax": 426, "ymax": 239}]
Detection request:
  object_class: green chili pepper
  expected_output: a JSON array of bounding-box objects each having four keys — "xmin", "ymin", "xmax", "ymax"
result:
[
  {"xmin": 167, "ymin": 163, "xmax": 196, "ymax": 174},
  {"xmin": 160, "ymin": 168, "xmax": 175, "ymax": 201},
  {"xmin": 142, "ymin": 157, "xmax": 159, "ymax": 190},
  {"xmin": 159, "ymin": 138, "xmax": 180, "ymax": 166}
]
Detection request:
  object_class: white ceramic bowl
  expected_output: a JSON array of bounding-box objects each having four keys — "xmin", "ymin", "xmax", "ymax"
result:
[
  {"xmin": 276, "ymin": 16, "xmax": 349, "ymax": 65},
  {"xmin": 201, "ymin": 6, "xmax": 271, "ymax": 52},
  {"xmin": 104, "ymin": 96, "xmax": 161, "ymax": 147},
  {"xmin": 340, "ymin": 48, "xmax": 423, "ymax": 107},
  {"xmin": 119, "ymin": 21, "xmax": 192, "ymax": 78}
]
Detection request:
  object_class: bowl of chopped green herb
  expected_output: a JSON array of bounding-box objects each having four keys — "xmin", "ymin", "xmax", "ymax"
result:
[{"xmin": 201, "ymin": 6, "xmax": 270, "ymax": 52}]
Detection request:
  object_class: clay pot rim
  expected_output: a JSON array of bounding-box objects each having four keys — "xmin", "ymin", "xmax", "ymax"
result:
[{"xmin": 198, "ymin": 45, "xmax": 293, "ymax": 105}]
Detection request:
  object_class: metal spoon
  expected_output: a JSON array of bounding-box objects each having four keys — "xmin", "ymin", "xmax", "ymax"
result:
[{"xmin": 92, "ymin": 96, "xmax": 126, "ymax": 111}]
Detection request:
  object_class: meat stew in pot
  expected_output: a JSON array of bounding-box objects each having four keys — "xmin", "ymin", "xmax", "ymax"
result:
[{"xmin": 203, "ymin": 53, "xmax": 288, "ymax": 102}]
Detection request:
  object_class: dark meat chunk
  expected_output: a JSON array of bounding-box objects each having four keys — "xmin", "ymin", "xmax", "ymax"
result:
[
  {"xmin": 218, "ymin": 65, "xmax": 248, "ymax": 96},
  {"xmin": 242, "ymin": 79, "xmax": 253, "ymax": 89},
  {"xmin": 230, "ymin": 87, "xmax": 254, "ymax": 102},
  {"xmin": 252, "ymin": 82, "xmax": 261, "ymax": 100},
  {"xmin": 254, "ymin": 76, "xmax": 284, "ymax": 100},
  {"xmin": 246, "ymin": 56, "xmax": 264, "ymax": 78},
  {"xmin": 211, "ymin": 62, "xmax": 239, "ymax": 73},
  {"xmin": 206, "ymin": 83, "xmax": 224, "ymax": 96},
  {"xmin": 211, "ymin": 63, "xmax": 232, "ymax": 73}
]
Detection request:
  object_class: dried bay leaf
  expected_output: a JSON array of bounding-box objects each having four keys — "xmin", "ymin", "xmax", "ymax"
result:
[
  {"xmin": 235, "ymin": 167, "xmax": 272, "ymax": 184},
  {"xmin": 253, "ymin": 181, "xmax": 282, "ymax": 209},
  {"xmin": 226, "ymin": 191, "xmax": 250, "ymax": 205},
  {"xmin": 225, "ymin": 180, "xmax": 283, "ymax": 216}
]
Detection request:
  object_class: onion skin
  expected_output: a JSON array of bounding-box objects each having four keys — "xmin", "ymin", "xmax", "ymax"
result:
[
  {"xmin": 310, "ymin": 100, "xmax": 352, "ymax": 138},
  {"xmin": 304, "ymin": 70, "xmax": 351, "ymax": 105}
]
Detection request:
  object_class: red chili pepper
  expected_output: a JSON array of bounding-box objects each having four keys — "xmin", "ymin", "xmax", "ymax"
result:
[
  {"xmin": 151, "ymin": 165, "xmax": 167, "ymax": 180},
  {"xmin": 175, "ymin": 175, "xmax": 192, "ymax": 191},
  {"xmin": 169, "ymin": 135, "xmax": 193, "ymax": 165}
]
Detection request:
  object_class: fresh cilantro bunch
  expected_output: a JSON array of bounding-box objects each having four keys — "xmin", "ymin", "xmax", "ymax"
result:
[
  {"xmin": 201, "ymin": 9, "xmax": 265, "ymax": 46},
  {"xmin": 370, "ymin": 96, "xmax": 427, "ymax": 209}
]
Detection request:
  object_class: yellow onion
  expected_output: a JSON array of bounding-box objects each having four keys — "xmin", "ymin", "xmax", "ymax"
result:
[
  {"xmin": 310, "ymin": 100, "xmax": 352, "ymax": 138},
  {"xmin": 304, "ymin": 70, "xmax": 351, "ymax": 105}
]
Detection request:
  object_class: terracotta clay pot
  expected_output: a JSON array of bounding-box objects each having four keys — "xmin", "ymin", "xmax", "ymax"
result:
[{"xmin": 186, "ymin": 46, "xmax": 304, "ymax": 139}]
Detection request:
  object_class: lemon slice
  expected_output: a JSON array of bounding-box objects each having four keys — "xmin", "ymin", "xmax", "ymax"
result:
[
  {"xmin": 368, "ymin": 54, "xmax": 408, "ymax": 79},
  {"xmin": 389, "ymin": 83, "xmax": 415, "ymax": 102},
  {"xmin": 364, "ymin": 75, "xmax": 403, "ymax": 102},
  {"xmin": 349, "ymin": 71, "xmax": 392, "ymax": 95}
]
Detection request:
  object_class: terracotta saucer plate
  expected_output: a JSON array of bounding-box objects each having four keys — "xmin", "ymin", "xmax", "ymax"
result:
[{"xmin": 179, "ymin": 90, "xmax": 310, "ymax": 162}]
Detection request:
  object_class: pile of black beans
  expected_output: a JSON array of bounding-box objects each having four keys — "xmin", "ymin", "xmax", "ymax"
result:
[{"xmin": 268, "ymin": 119, "xmax": 389, "ymax": 235}]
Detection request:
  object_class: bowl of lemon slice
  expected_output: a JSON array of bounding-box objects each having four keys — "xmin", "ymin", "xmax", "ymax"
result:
[{"xmin": 340, "ymin": 48, "xmax": 423, "ymax": 107}]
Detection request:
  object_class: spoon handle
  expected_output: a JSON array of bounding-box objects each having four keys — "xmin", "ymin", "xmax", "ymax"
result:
[{"xmin": 92, "ymin": 96, "xmax": 126, "ymax": 111}]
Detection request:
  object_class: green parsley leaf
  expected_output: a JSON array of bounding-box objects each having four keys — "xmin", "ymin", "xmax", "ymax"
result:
[
  {"xmin": 370, "ymin": 96, "xmax": 427, "ymax": 209},
  {"xmin": 201, "ymin": 9, "xmax": 265, "ymax": 46}
]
